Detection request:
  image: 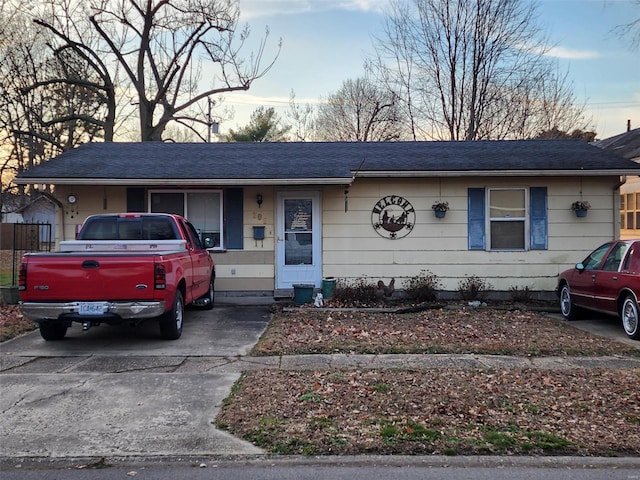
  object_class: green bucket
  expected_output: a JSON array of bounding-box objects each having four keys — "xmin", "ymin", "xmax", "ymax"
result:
[
  {"xmin": 322, "ymin": 277, "xmax": 336, "ymax": 299},
  {"xmin": 293, "ymin": 284, "xmax": 314, "ymax": 305}
]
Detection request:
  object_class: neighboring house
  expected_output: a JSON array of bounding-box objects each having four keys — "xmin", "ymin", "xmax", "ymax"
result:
[
  {"xmin": 594, "ymin": 128, "xmax": 640, "ymax": 240},
  {"xmin": 14, "ymin": 140, "xmax": 640, "ymax": 298},
  {"xmin": 14, "ymin": 194, "xmax": 57, "ymax": 247}
]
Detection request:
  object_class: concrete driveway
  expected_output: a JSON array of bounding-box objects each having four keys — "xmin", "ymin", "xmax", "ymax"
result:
[
  {"xmin": 0, "ymin": 305, "xmax": 272, "ymax": 460},
  {"xmin": 548, "ymin": 311, "xmax": 640, "ymax": 349}
]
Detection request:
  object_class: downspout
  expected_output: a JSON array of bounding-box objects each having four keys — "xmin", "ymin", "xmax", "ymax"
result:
[{"xmin": 614, "ymin": 176, "xmax": 627, "ymax": 239}]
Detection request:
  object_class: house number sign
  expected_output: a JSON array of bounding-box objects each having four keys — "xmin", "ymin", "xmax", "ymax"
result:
[{"xmin": 371, "ymin": 195, "xmax": 415, "ymax": 239}]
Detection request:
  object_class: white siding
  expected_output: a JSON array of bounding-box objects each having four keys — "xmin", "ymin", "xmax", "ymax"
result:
[
  {"xmin": 50, "ymin": 175, "xmax": 621, "ymax": 294},
  {"xmin": 321, "ymin": 176, "xmax": 618, "ymax": 292}
]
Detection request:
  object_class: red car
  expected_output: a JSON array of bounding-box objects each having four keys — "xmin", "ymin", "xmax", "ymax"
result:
[{"xmin": 557, "ymin": 239, "xmax": 640, "ymax": 340}]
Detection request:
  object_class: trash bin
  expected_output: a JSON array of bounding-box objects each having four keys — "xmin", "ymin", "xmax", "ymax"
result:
[
  {"xmin": 322, "ymin": 277, "xmax": 336, "ymax": 299},
  {"xmin": 293, "ymin": 284, "xmax": 314, "ymax": 305}
]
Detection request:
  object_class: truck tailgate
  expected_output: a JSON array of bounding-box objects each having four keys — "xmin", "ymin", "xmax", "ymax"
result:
[{"xmin": 23, "ymin": 253, "xmax": 161, "ymax": 301}]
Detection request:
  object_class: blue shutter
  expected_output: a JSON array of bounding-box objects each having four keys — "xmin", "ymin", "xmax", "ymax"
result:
[
  {"xmin": 225, "ymin": 188, "xmax": 244, "ymax": 249},
  {"xmin": 468, "ymin": 188, "xmax": 485, "ymax": 250},
  {"xmin": 530, "ymin": 187, "xmax": 548, "ymax": 250},
  {"xmin": 126, "ymin": 187, "xmax": 145, "ymax": 212}
]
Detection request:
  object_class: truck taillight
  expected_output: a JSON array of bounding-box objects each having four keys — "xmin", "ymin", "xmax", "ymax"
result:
[
  {"xmin": 18, "ymin": 263, "xmax": 27, "ymax": 291},
  {"xmin": 154, "ymin": 263, "xmax": 166, "ymax": 290}
]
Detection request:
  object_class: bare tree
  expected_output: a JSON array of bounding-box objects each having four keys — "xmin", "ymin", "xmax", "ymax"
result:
[
  {"xmin": 371, "ymin": 0, "xmax": 589, "ymax": 141},
  {"xmin": 616, "ymin": 0, "xmax": 640, "ymax": 48},
  {"xmin": 0, "ymin": 5, "xmax": 109, "ymax": 209},
  {"xmin": 287, "ymin": 90, "xmax": 317, "ymax": 142},
  {"xmin": 38, "ymin": 0, "xmax": 280, "ymax": 142},
  {"xmin": 315, "ymin": 77, "xmax": 401, "ymax": 142},
  {"xmin": 367, "ymin": 1, "xmax": 425, "ymax": 141}
]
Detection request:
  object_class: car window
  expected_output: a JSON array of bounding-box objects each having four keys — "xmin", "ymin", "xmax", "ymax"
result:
[
  {"xmin": 623, "ymin": 243, "xmax": 640, "ymax": 272},
  {"xmin": 601, "ymin": 243, "xmax": 628, "ymax": 272},
  {"xmin": 582, "ymin": 242, "xmax": 613, "ymax": 270}
]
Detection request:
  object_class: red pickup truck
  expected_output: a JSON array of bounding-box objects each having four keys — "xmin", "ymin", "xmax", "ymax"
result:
[{"xmin": 19, "ymin": 213, "xmax": 215, "ymax": 341}]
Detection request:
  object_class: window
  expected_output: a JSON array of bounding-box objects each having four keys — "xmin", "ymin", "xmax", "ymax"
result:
[
  {"xmin": 149, "ymin": 190, "xmax": 223, "ymax": 249},
  {"xmin": 468, "ymin": 187, "xmax": 547, "ymax": 251},
  {"xmin": 489, "ymin": 188, "xmax": 526, "ymax": 249},
  {"xmin": 620, "ymin": 193, "xmax": 640, "ymax": 231}
]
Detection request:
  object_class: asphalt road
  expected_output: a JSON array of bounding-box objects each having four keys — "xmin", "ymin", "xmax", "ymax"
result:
[{"xmin": 2, "ymin": 457, "xmax": 639, "ymax": 480}]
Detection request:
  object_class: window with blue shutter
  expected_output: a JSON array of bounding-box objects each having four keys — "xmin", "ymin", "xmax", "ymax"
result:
[{"xmin": 468, "ymin": 186, "xmax": 548, "ymax": 251}]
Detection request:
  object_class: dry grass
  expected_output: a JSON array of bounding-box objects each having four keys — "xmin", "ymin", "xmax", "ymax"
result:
[
  {"xmin": 217, "ymin": 304, "xmax": 640, "ymax": 456},
  {"xmin": 0, "ymin": 303, "xmax": 36, "ymax": 342}
]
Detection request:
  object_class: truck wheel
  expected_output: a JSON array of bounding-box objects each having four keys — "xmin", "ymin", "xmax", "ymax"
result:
[
  {"xmin": 39, "ymin": 322, "xmax": 68, "ymax": 341},
  {"xmin": 199, "ymin": 276, "xmax": 215, "ymax": 310},
  {"xmin": 159, "ymin": 290, "xmax": 184, "ymax": 340}
]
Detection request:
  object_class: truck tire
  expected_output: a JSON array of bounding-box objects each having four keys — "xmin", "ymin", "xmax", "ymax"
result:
[
  {"xmin": 198, "ymin": 276, "xmax": 215, "ymax": 310},
  {"xmin": 159, "ymin": 290, "xmax": 184, "ymax": 340},
  {"xmin": 39, "ymin": 322, "xmax": 68, "ymax": 341}
]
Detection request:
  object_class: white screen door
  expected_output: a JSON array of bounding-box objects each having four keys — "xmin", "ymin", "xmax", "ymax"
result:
[{"xmin": 276, "ymin": 191, "xmax": 321, "ymax": 289}]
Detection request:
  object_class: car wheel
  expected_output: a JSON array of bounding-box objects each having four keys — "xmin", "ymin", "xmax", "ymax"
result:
[
  {"xmin": 159, "ymin": 290, "xmax": 184, "ymax": 340},
  {"xmin": 559, "ymin": 284, "xmax": 581, "ymax": 320},
  {"xmin": 621, "ymin": 295, "xmax": 640, "ymax": 340},
  {"xmin": 39, "ymin": 322, "xmax": 68, "ymax": 341}
]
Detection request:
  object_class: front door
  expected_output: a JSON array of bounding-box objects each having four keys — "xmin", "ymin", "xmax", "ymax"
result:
[{"xmin": 276, "ymin": 191, "xmax": 322, "ymax": 289}]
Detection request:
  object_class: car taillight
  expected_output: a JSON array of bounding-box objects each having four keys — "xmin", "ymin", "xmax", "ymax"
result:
[
  {"xmin": 18, "ymin": 263, "xmax": 27, "ymax": 291},
  {"xmin": 154, "ymin": 263, "xmax": 166, "ymax": 290}
]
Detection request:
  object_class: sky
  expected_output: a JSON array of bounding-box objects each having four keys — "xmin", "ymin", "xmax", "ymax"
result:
[{"xmin": 211, "ymin": 0, "xmax": 640, "ymax": 141}]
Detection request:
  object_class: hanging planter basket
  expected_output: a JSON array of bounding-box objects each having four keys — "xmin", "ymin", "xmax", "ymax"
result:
[
  {"xmin": 571, "ymin": 201, "xmax": 590, "ymax": 218},
  {"xmin": 432, "ymin": 201, "xmax": 449, "ymax": 219}
]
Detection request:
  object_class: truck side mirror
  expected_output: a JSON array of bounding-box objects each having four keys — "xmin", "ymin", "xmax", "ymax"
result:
[{"xmin": 203, "ymin": 236, "xmax": 216, "ymax": 249}]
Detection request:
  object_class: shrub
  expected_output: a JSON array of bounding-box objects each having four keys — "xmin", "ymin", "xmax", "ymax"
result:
[
  {"xmin": 333, "ymin": 278, "xmax": 379, "ymax": 304},
  {"xmin": 404, "ymin": 270, "xmax": 441, "ymax": 302},
  {"xmin": 457, "ymin": 275, "xmax": 492, "ymax": 301},
  {"xmin": 509, "ymin": 285, "xmax": 533, "ymax": 303}
]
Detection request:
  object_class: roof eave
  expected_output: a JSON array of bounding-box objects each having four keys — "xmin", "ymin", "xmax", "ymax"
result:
[
  {"xmin": 356, "ymin": 169, "xmax": 639, "ymax": 177},
  {"xmin": 14, "ymin": 177, "xmax": 352, "ymax": 186}
]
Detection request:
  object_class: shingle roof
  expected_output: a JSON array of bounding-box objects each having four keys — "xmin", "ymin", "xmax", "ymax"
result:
[
  {"xmin": 594, "ymin": 128, "xmax": 640, "ymax": 160},
  {"xmin": 15, "ymin": 140, "xmax": 640, "ymax": 186}
]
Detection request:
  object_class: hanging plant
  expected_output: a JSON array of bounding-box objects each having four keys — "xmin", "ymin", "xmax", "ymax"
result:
[
  {"xmin": 571, "ymin": 200, "xmax": 590, "ymax": 217},
  {"xmin": 432, "ymin": 201, "xmax": 449, "ymax": 218}
]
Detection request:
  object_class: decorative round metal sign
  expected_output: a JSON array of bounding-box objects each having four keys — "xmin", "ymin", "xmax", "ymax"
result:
[{"xmin": 371, "ymin": 195, "xmax": 415, "ymax": 239}]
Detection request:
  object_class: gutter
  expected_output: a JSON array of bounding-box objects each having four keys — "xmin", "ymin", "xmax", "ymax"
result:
[
  {"xmin": 354, "ymin": 169, "xmax": 640, "ymax": 177},
  {"xmin": 13, "ymin": 177, "xmax": 351, "ymax": 186}
]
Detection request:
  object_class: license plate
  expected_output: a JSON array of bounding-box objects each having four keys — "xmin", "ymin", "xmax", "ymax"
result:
[{"xmin": 78, "ymin": 302, "xmax": 108, "ymax": 315}]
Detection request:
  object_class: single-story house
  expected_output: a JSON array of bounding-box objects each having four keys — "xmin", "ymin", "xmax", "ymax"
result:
[
  {"xmin": 14, "ymin": 140, "xmax": 640, "ymax": 299},
  {"xmin": 594, "ymin": 128, "xmax": 640, "ymax": 240}
]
